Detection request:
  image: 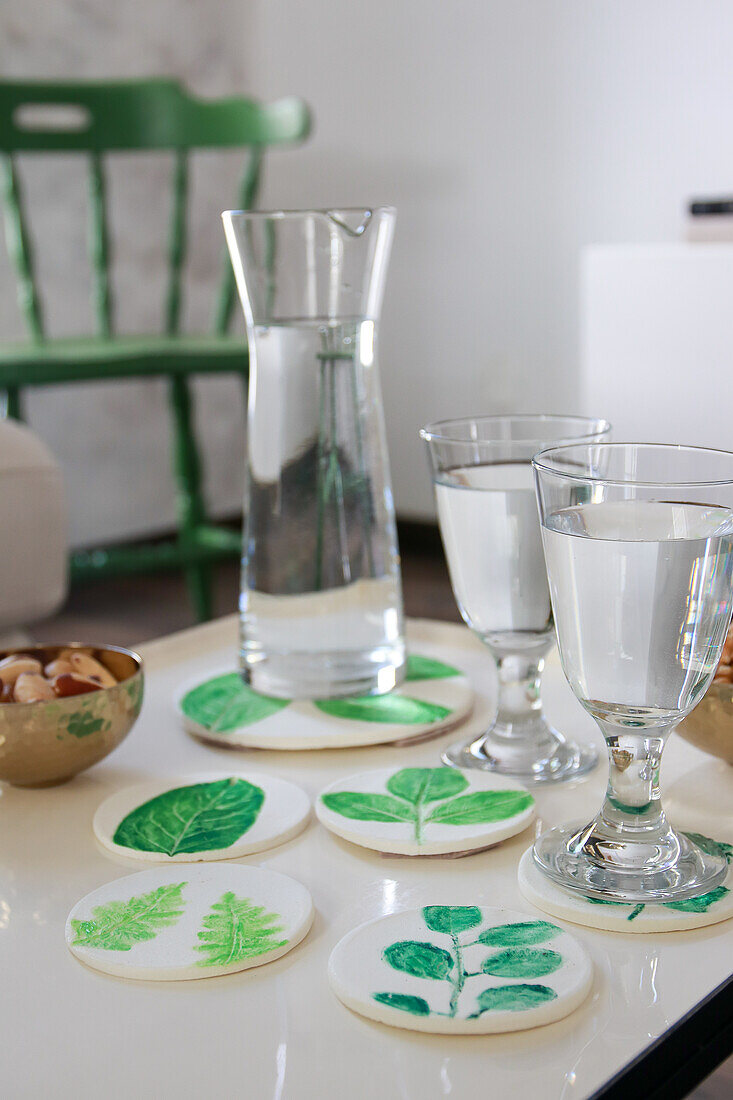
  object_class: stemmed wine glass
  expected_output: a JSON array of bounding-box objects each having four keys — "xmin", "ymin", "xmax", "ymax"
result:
[
  {"xmin": 420, "ymin": 414, "xmax": 610, "ymax": 783},
  {"xmin": 532, "ymin": 442, "xmax": 733, "ymax": 901}
]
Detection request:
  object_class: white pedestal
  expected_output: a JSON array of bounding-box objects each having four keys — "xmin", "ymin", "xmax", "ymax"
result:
[
  {"xmin": 581, "ymin": 244, "xmax": 733, "ymax": 449},
  {"xmin": 0, "ymin": 419, "xmax": 66, "ymax": 629}
]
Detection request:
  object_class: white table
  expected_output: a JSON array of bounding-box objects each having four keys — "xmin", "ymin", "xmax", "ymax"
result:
[{"xmin": 3, "ymin": 617, "xmax": 732, "ymax": 1099}]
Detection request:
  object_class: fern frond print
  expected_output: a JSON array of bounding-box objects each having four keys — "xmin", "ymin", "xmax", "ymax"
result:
[{"xmin": 195, "ymin": 892, "xmax": 288, "ymax": 967}]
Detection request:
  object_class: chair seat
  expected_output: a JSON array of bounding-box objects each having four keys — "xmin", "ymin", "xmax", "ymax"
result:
[{"xmin": 0, "ymin": 334, "xmax": 248, "ymax": 386}]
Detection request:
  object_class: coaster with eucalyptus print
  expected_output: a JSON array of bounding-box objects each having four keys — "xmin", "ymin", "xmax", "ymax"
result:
[
  {"xmin": 66, "ymin": 864, "xmax": 313, "ymax": 980},
  {"xmin": 328, "ymin": 905, "xmax": 592, "ymax": 1034},
  {"xmin": 317, "ymin": 766, "xmax": 534, "ymax": 856},
  {"xmin": 177, "ymin": 654, "xmax": 474, "ymax": 751},
  {"xmin": 93, "ymin": 772, "xmax": 310, "ymax": 863},
  {"xmin": 518, "ymin": 833, "xmax": 733, "ymax": 932}
]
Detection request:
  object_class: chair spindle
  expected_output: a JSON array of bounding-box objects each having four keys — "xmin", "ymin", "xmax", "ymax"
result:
[
  {"xmin": 0, "ymin": 153, "xmax": 44, "ymax": 341},
  {"xmin": 165, "ymin": 148, "xmax": 188, "ymax": 337},
  {"xmin": 88, "ymin": 151, "xmax": 112, "ymax": 338}
]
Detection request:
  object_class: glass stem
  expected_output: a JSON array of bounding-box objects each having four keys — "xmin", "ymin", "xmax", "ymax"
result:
[
  {"xmin": 595, "ymin": 723, "xmax": 670, "ymax": 835},
  {"xmin": 491, "ymin": 649, "xmax": 551, "ymax": 742}
]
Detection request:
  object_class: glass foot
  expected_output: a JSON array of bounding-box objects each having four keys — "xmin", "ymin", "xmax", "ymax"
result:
[
  {"xmin": 442, "ymin": 723, "xmax": 599, "ymax": 784},
  {"xmin": 533, "ymin": 821, "xmax": 729, "ymax": 903}
]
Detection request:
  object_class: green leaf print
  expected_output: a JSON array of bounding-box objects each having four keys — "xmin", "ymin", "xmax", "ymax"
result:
[
  {"xmin": 474, "ymin": 984, "xmax": 557, "ymax": 1015},
  {"xmin": 422, "ymin": 905, "xmax": 483, "ymax": 935},
  {"xmin": 405, "ymin": 655, "xmax": 460, "ymax": 681},
  {"xmin": 477, "ymin": 921, "xmax": 560, "ymax": 947},
  {"xmin": 582, "ymin": 836, "xmax": 732, "ymax": 920},
  {"xmin": 71, "ymin": 882, "xmax": 186, "ymax": 951},
  {"xmin": 684, "ymin": 832, "xmax": 733, "ymax": 865},
  {"xmin": 112, "ymin": 777, "xmax": 265, "ymax": 856},
  {"xmin": 384, "ymin": 940, "xmax": 454, "ymax": 980},
  {"xmin": 664, "ymin": 886, "xmax": 730, "ymax": 913},
  {"xmin": 585, "ymin": 897, "xmax": 645, "ymax": 920},
  {"xmin": 481, "ymin": 948, "xmax": 563, "ymax": 979},
  {"xmin": 320, "ymin": 792, "xmax": 416, "ymax": 824},
  {"xmin": 427, "ymin": 790, "xmax": 533, "ymax": 826},
  {"xmin": 194, "ymin": 892, "xmax": 288, "ymax": 967},
  {"xmin": 385, "ymin": 767, "xmax": 468, "ymax": 804},
  {"xmin": 320, "ymin": 767, "xmax": 533, "ymax": 846},
  {"xmin": 373, "ymin": 910, "xmax": 568, "ymax": 1022},
  {"xmin": 182, "ymin": 654, "xmax": 462, "ymax": 734},
  {"xmin": 372, "ymin": 992, "xmax": 431, "ymax": 1016},
  {"xmin": 314, "ymin": 694, "xmax": 452, "ymax": 726},
  {"xmin": 181, "ymin": 673, "xmax": 289, "ymax": 733}
]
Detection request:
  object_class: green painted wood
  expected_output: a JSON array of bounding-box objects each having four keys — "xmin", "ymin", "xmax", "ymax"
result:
[
  {"xmin": 0, "ymin": 78, "xmax": 309, "ymax": 621},
  {"xmin": 0, "ymin": 80, "xmax": 310, "ymax": 152},
  {"xmin": 0, "ymin": 334, "xmax": 248, "ymax": 383},
  {"xmin": 168, "ymin": 371, "xmax": 213, "ymax": 619},
  {"xmin": 169, "ymin": 373, "xmax": 205, "ymax": 531},
  {"xmin": 192, "ymin": 524, "xmax": 241, "ymax": 553},
  {"xmin": 166, "ymin": 149, "xmax": 188, "ymax": 336},
  {"xmin": 0, "ymin": 154, "xmax": 44, "ymax": 339},
  {"xmin": 88, "ymin": 152, "xmax": 112, "ymax": 337},
  {"xmin": 70, "ymin": 531, "xmax": 241, "ymax": 580},
  {"xmin": 5, "ymin": 386, "xmax": 21, "ymax": 420},
  {"xmin": 184, "ymin": 562, "xmax": 213, "ymax": 624}
]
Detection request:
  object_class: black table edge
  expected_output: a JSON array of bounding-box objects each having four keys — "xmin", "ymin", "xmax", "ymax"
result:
[{"xmin": 589, "ymin": 972, "xmax": 733, "ymax": 1100}]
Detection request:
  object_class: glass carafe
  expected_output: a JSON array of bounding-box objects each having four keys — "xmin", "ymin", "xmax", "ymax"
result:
[{"xmin": 222, "ymin": 208, "xmax": 405, "ymax": 699}]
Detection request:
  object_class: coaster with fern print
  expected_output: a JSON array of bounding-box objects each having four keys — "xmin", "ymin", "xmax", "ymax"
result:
[
  {"xmin": 317, "ymin": 766, "xmax": 534, "ymax": 856},
  {"xmin": 177, "ymin": 654, "xmax": 474, "ymax": 751},
  {"xmin": 328, "ymin": 905, "xmax": 592, "ymax": 1034},
  {"xmin": 65, "ymin": 864, "xmax": 313, "ymax": 980},
  {"xmin": 518, "ymin": 833, "xmax": 733, "ymax": 932},
  {"xmin": 93, "ymin": 772, "xmax": 310, "ymax": 864}
]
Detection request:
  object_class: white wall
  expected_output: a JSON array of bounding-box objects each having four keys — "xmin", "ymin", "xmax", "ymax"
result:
[
  {"xmin": 250, "ymin": 0, "xmax": 733, "ymax": 518},
  {"xmin": 582, "ymin": 245, "xmax": 733, "ymax": 451},
  {"xmin": 3, "ymin": 1, "xmax": 733, "ymax": 538}
]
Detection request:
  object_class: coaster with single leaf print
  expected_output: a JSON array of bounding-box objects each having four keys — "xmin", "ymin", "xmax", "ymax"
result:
[
  {"xmin": 317, "ymin": 766, "xmax": 534, "ymax": 856},
  {"xmin": 328, "ymin": 904, "xmax": 592, "ymax": 1034},
  {"xmin": 177, "ymin": 654, "xmax": 474, "ymax": 751},
  {"xmin": 66, "ymin": 864, "xmax": 313, "ymax": 980},
  {"xmin": 518, "ymin": 833, "xmax": 733, "ymax": 932},
  {"xmin": 93, "ymin": 772, "xmax": 310, "ymax": 863}
]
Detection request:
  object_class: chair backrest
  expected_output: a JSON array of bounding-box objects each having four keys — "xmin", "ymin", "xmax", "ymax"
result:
[{"xmin": 0, "ymin": 79, "xmax": 311, "ymax": 340}]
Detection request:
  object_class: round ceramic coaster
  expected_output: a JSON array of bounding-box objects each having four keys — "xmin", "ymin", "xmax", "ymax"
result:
[
  {"xmin": 178, "ymin": 653, "xmax": 474, "ymax": 751},
  {"xmin": 328, "ymin": 905, "xmax": 592, "ymax": 1034},
  {"xmin": 66, "ymin": 863, "xmax": 313, "ymax": 981},
  {"xmin": 93, "ymin": 772, "xmax": 310, "ymax": 863},
  {"xmin": 518, "ymin": 832, "xmax": 733, "ymax": 933},
  {"xmin": 317, "ymin": 766, "xmax": 534, "ymax": 856}
]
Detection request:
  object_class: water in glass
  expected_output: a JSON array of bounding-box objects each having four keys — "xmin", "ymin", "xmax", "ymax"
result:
[
  {"xmin": 543, "ymin": 500, "xmax": 733, "ymax": 727},
  {"xmin": 242, "ymin": 318, "xmax": 403, "ymax": 698},
  {"xmin": 435, "ymin": 462, "xmax": 552, "ymax": 645}
]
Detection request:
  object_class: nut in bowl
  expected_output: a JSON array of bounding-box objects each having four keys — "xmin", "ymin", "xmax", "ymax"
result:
[
  {"xmin": 677, "ymin": 623, "xmax": 733, "ymax": 765},
  {"xmin": 0, "ymin": 644, "xmax": 143, "ymax": 787}
]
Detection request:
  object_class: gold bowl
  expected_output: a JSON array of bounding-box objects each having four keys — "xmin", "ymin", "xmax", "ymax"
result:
[
  {"xmin": 0, "ymin": 643, "xmax": 143, "ymax": 787},
  {"xmin": 677, "ymin": 683, "xmax": 733, "ymax": 765}
]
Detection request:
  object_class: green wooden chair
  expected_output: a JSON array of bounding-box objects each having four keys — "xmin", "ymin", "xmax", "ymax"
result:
[{"xmin": 0, "ymin": 79, "xmax": 311, "ymax": 621}]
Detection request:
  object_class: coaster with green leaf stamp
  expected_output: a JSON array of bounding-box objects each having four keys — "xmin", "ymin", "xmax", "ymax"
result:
[
  {"xmin": 518, "ymin": 833, "xmax": 733, "ymax": 932},
  {"xmin": 177, "ymin": 654, "xmax": 474, "ymax": 751},
  {"xmin": 328, "ymin": 905, "xmax": 592, "ymax": 1034},
  {"xmin": 65, "ymin": 864, "xmax": 313, "ymax": 980},
  {"xmin": 93, "ymin": 772, "xmax": 310, "ymax": 864},
  {"xmin": 317, "ymin": 766, "xmax": 534, "ymax": 856}
]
